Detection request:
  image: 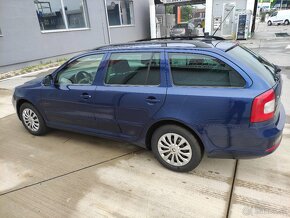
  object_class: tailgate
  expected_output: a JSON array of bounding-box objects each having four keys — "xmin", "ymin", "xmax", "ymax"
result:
[
  {"xmin": 273, "ymin": 73, "xmax": 282, "ymax": 108},
  {"xmin": 273, "ymin": 72, "xmax": 282, "ymax": 118}
]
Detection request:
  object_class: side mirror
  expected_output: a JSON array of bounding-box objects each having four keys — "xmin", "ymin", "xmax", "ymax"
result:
[{"xmin": 42, "ymin": 75, "xmax": 53, "ymax": 86}]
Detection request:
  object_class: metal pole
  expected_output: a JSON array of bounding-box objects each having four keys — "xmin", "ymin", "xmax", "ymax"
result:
[
  {"xmin": 251, "ymin": 0, "xmax": 259, "ymax": 34},
  {"xmin": 103, "ymin": 0, "xmax": 112, "ymax": 44}
]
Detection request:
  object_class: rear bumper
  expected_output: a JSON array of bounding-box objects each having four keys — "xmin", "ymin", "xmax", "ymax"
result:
[{"xmin": 208, "ymin": 104, "xmax": 286, "ymax": 159}]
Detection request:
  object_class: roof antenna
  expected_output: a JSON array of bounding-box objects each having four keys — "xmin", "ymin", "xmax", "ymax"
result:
[{"xmin": 212, "ymin": 6, "xmax": 235, "ymax": 36}]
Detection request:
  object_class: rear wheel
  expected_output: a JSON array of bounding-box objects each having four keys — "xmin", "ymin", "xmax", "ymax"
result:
[
  {"xmin": 20, "ymin": 103, "xmax": 48, "ymax": 136},
  {"xmin": 267, "ymin": 20, "xmax": 272, "ymax": 26},
  {"xmin": 151, "ymin": 125, "xmax": 203, "ymax": 172},
  {"xmin": 284, "ymin": 20, "xmax": 289, "ymax": 25}
]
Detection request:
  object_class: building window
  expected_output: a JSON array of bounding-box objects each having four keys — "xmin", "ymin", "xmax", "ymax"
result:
[
  {"xmin": 106, "ymin": 0, "xmax": 134, "ymax": 26},
  {"xmin": 34, "ymin": 0, "xmax": 89, "ymax": 31}
]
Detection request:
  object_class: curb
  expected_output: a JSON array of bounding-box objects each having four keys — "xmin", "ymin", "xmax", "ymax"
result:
[{"xmin": 0, "ymin": 66, "xmax": 58, "ymax": 82}]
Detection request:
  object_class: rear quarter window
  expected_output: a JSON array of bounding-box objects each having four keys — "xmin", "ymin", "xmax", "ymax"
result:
[
  {"xmin": 227, "ymin": 45, "xmax": 276, "ymax": 86},
  {"xmin": 168, "ymin": 53, "xmax": 245, "ymax": 87}
]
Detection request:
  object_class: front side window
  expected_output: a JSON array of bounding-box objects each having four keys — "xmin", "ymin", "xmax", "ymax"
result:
[
  {"xmin": 34, "ymin": 0, "xmax": 89, "ymax": 31},
  {"xmin": 169, "ymin": 53, "xmax": 245, "ymax": 87},
  {"xmin": 106, "ymin": 0, "xmax": 134, "ymax": 26},
  {"xmin": 105, "ymin": 52, "xmax": 160, "ymax": 85},
  {"xmin": 57, "ymin": 54, "xmax": 104, "ymax": 85}
]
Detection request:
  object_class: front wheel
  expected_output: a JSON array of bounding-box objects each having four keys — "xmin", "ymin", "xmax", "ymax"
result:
[
  {"xmin": 284, "ymin": 20, "xmax": 289, "ymax": 25},
  {"xmin": 20, "ymin": 103, "xmax": 48, "ymax": 136},
  {"xmin": 151, "ymin": 125, "xmax": 203, "ymax": 172},
  {"xmin": 267, "ymin": 20, "xmax": 272, "ymax": 26}
]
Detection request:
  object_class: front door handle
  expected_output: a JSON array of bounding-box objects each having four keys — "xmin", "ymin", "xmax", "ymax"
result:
[
  {"xmin": 80, "ymin": 93, "xmax": 92, "ymax": 99},
  {"xmin": 146, "ymin": 96, "xmax": 160, "ymax": 104}
]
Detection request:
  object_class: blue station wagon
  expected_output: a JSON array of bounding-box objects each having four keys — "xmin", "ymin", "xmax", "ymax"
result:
[{"xmin": 13, "ymin": 38, "xmax": 285, "ymax": 172}]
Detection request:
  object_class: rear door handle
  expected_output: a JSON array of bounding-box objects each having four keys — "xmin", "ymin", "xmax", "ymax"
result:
[
  {"xmin": 146, "ymin": 96, "xmax": 160, "ymax": 104},
  {"xmin": 80, "ymin": 93, "xmax": 92, "ymax": 99}
]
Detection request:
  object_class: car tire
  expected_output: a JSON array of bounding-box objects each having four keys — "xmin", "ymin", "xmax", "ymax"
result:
[
  {"xmin": 151, "ymin": 124, "xmax": 203, "ymax": 172},
  {"xmin": 284, "ymin": 20, "xmax": 290, "ymax": 25},
  {"xmin": 267, "ymin": 21, "xmax": 272, "ymax": 26},
  {"xmin": 197, "ymin": 24, "xmax": 202, "ymax": 28},
  {"xmin": 20, "ymin": 103, "xmax": 48, "ymax": 136}
]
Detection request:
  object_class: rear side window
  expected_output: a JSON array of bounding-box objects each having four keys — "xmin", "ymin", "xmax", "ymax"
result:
[
  {"xmin": 105, "ymin": 52, "xmax": 160, "ymax": 85},
  {"xmin": 168, "ymin": 53, "xmax": 245, "ymax": 87}
]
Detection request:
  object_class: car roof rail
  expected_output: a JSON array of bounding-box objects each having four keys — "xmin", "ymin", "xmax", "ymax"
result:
[
  {"xmin": 93, "ymin": 41, "xmax": 165, "ymax": 50},
  {"xmin": 135, "ymin": 35, "xmax": 225, "ymax": 42}
]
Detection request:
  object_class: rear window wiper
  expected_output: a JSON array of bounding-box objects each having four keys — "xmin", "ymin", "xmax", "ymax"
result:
[
  {"xmin": 264, "ymin": 64, "xmax": 279, "ymax": 82},
  {"xmin": 274, "ymin": 65, "xmax": 281, "ymax": 73}
]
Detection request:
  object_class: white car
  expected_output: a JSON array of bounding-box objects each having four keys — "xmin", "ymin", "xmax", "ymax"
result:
[{"xmin": 267, "ymin": 10, "xmax": 290, "ymax": 25}]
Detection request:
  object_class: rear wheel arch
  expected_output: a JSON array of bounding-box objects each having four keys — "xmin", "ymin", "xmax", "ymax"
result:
[{"xmin": 145, "ymin": 120, "xmax": 205, "ymax": 152}]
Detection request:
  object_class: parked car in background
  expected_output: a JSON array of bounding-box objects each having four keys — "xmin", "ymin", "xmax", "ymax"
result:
[
  {"xmin": 13, "ymin": 38, "xmax": 285, "ymax": 172},
  {"xmin": 267, "ymin": 10, "xmax": 290, "ymax": 25},
  {"xmin": 169, "ymin": 23, "xmax": 198, "ymax": 37},
  {"xmin": 189, "ymin": 17, "xmax": 205, "ymax": 28}
]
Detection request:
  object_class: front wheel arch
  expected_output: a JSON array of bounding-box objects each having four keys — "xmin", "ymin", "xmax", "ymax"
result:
[
  {"xmin": 146, "ymin": 120, "xmax": 205, "ymax": 153},
  {"xmin": 16, "ymin": 99, "xmax": 34, "ymax": 119}
]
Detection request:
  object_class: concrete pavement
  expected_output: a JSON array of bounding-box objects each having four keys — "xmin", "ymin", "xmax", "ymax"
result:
[
  {"xmin": 0, "ymin": 89, "xmax": 14, "ymax": 119},
  {"xmin": 0, "ymin": 117, "xmax": 236, "ymax": 217}
]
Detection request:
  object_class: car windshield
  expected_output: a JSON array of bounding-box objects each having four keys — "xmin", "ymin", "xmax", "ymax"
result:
[
  {"xmin": 227, "ymin": 45, "xmax": 277, "ymax": 86},
  {"xmin": 271, "ymin": 12, "xmax": 277, "ymax": 17}
]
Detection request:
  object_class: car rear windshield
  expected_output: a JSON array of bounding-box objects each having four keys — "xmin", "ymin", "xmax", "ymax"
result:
[{"xmin": 227, "ymin": 45, "xmax": 277, "ymax": 86}]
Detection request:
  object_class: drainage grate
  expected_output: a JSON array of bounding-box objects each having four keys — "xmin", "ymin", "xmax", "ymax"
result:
[{"xmin": 275, "ymin": 32, "xmax": 289, "ymax": 37}]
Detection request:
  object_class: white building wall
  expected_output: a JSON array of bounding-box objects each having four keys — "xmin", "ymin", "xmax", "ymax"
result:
[
  {"xmin": 205, "ymin": 0, "xmax": 213, "ymax": 34},
  {"xmin": 205, "ymin": 0, "xmax": 254, "ymax": 36}
]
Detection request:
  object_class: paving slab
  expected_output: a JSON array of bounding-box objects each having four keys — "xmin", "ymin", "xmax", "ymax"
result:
[
  {"xmin": 0, "ymin": 115, "xmax": 139, "ymax": 194},
  {"xmin": 0, "ymin": 150, "xmax": 235, "ymax": 218},
  {"xmin": 0, "ymin": 89, "xmax": 14, "ymax": 118}
]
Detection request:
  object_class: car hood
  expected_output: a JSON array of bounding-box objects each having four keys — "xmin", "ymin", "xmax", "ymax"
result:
[{"xmin": 17, "ymin": 76, "xmax": 44, "ymax": 89}]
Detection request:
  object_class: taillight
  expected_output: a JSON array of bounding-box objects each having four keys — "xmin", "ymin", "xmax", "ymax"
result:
[{"xmin": 250, "ymin": 89, "xmax": 276, "ymax": 123}]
